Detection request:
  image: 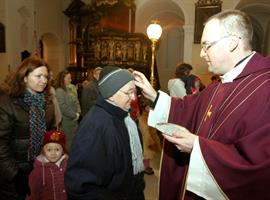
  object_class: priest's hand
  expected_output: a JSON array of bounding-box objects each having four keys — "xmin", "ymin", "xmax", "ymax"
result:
[
  {"xmin": 162, "ymin": 127, "xmax": 197, "ymax": 153},
  {"xmin": 133, "ymin": 70, "xmax": 157, "ymax": 102}
]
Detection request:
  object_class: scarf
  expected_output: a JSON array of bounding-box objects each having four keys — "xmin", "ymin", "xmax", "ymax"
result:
[
  {"xmin": 23, "ymin": 90, "xmax": 46, "ymax": 160},
  {"xmin": 66, "ymin": 84, "xmax": 78, "ymax": 103},
  {"xmin": 124, "ymin": 115, "xmax": 144, "ymax": 175}
]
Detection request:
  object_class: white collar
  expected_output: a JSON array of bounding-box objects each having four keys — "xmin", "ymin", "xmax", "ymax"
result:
[{"xmin": 220, "ymin": 52, "xmax": 255, "ymax": 83}]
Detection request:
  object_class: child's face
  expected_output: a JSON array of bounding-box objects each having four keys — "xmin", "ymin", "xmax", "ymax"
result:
[{"xmin": 43, "ymin": 143, "xmax": 64, "ymax": 163}]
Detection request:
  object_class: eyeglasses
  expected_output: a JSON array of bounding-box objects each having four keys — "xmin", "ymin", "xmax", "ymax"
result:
[
  {"xmin": 119, "ymin": 90, "xmax": 135, "ymax": 98},
  {"xmin": 201, "ymin": 36, "xmax": 230, "ymax": 51},
  {"xmin": 201, "ymin": 35, "xmax": 242, "ymax": 52}
]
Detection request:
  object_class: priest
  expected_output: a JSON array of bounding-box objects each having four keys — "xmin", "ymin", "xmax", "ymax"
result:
[{"xmin": 133, "ymin": 10, "xmax": 270, "ymax": 200}]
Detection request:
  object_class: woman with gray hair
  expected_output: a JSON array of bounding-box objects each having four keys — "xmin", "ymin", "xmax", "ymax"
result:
[{"xmin": 65, "ymin": 66, "xmax": 145, "ymax": 200}]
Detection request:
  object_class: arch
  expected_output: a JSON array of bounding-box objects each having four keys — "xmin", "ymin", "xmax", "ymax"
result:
[
  {"xmin": 156, "ymin": 26, "xmax": 184, "ymax": 90},
  {"xmin": 40, "ymin": 32, "xmax": 62, "ymax": 75},
  {"xmin": 136, "ymin": 0, "xmax": 184, "ymax": 33},
  {"xmin": 0, "ymin": 22, "xmax": 6, "ymax": 52},
  {"xmin": 265, "ymin": 20, "xmax": 270, "ymax": 55},
  {"xmin": 249, "ymin": 16, "xmax": 264, "ymax": 53},
  {"xmin": 235, "ymin": 0, "xmax": 270, "ymax": 9},
  {"xmin": 235, "ymin": 0, "xmax": 270, "ymax": 55},
  {"xmin": 135, "ymin": 0, "xmax": 185, "ymax": 91}
]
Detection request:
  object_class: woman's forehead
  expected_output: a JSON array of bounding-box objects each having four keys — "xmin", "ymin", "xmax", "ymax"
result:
[{"xmin": 121, "ymin": 80, "xmax": 135, "ymax": 90}]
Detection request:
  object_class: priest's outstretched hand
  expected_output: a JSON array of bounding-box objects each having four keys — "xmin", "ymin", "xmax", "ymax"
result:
[
  {"xmin": 162, "ymin": 126, "xmax": 197, "ymax": 153},
  {"xmin": 133, "ymin": 70, "xmax": 197, "ymax": 153},
  {"xmin": 133, "ymin": 70, "xmax": 157, "ymax": 102}
]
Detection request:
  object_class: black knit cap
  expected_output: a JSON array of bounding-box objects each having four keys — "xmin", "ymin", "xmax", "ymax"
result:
[{"xmin": 98, "ymin": 66, "xmax": 134, "ymax": 98}]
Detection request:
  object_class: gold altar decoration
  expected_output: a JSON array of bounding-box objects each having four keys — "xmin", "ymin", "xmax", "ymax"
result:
[
  {"xmin": 64, "ymin": 0, "xmax": 152, "ymax": 84},
  {"xmin": 94, "ymin": 0, "xmax": 134, "ymax": 7}
]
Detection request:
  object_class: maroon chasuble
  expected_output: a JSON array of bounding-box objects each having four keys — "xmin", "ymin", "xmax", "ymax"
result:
[{"xmin": 159, "ymin": 53, "xmax": 270, "ymax": 200}]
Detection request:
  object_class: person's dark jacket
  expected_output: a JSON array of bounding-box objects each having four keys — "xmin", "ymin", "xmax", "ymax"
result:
[
  {"xmin": 0, "ymin": 93, "xmax": 55, "ymax": 200},
  {"xmin": 65, "ymin": 96, "xmax": 145, "ymax": 200},
  {"xmin": 80, "ymin": 78, "xmax": 99, "ymax": 117},
  {"xmin": 182, "ymin": 74, "xmax": 197, "ymax": 94}
]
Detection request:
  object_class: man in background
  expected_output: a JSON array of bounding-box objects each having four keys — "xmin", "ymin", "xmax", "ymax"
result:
[{"xmin": 80, "ymin": 66, "xmax": 102, "ymax": 117}]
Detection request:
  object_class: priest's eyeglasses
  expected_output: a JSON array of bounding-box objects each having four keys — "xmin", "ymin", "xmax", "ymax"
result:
[{"xmin": 201, "ymin": 35, "xmax": 241, "ymax": 51}]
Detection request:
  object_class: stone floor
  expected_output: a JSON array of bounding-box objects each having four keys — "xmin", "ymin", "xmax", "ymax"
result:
[
  {"xmin": 144, "ymin": 152, "xmax": 160, "ymax": 200},
  {"xmin": 138, "ymin": 110, "xmax": 162, "ymax": 200}
]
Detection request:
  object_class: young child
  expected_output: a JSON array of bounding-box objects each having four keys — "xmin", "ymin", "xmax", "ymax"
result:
[{"xmin": 26, "ymin": 130, "xmax": 68, "ymax": 200}]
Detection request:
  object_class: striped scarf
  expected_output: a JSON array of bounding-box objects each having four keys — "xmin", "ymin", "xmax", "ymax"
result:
[
  {"xmin": 124, "ymin": 115, "xmax": 144, "ymax": 175},
  {"xmin": 23, "ymin": 91, "xmax": 46, "ymax": 160}
]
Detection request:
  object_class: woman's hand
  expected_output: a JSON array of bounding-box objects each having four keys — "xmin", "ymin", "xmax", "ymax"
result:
[{"xmin": 133, "ymin": 70, "xmax": 157, "ymax": 102}]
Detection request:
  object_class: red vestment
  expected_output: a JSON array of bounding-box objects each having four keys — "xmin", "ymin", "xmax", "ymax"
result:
[{"xmin": 159, "ymin": 53, "xmax": 270, "ymax": 200}]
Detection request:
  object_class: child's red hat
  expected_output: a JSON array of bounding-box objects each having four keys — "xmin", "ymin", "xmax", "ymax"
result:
[{"xmin": 43, "ymin": 130, "xmax": 67, "ymax": 153}]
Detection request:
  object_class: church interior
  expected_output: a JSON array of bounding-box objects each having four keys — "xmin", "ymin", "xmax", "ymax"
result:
[
  {"xmin": 1, "ymin": 0, "xmax": 270, "ymax": 199},
  {"xmin": 1, "ymin": 0, "xmax": 270, "ymax": 91}
]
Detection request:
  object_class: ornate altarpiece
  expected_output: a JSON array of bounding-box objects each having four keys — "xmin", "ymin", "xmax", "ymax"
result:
[{"xmin": 64, "ymin": 0, "xmax": 152, "ymax": 84}]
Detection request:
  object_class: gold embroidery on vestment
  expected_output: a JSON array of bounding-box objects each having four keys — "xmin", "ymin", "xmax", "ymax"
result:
[{"xmin": 204, "ymin": 104, "xmax": 212, "ymax": 121}]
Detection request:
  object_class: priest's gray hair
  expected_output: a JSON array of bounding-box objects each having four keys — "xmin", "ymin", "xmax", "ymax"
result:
[{"xmin": 207, "ymin": 10, "xmax": 253, "ymax": 51}]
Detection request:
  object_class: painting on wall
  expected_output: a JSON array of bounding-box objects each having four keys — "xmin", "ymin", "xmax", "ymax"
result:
[
  {"xmin": 194, "ymin": 0, "xmax": 222, "ymax": 44},
  {"xmin": 0, "ymin": 23, "xmax": 5, "ymax": 52}
]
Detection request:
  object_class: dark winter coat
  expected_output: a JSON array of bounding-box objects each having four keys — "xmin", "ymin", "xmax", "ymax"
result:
[
  {"xmin": 65, "ymin": 96, "xmax": 145, "ymax": 200},
  {"xmin": 80, "ymin": 78, "xmax": 99, "ymax": 117},
  {"xmin": 0, "ymin": 94, "xmax": 55, "ymax": 200}
]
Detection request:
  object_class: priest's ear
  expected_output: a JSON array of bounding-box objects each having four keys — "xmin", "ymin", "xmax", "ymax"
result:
[{"xmin": 228, "ymin": 35, "xmax": 241, "ymax": 52}]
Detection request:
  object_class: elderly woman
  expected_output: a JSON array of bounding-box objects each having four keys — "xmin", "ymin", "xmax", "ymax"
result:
[{"xmin": 65, "ymin": 66, "xmax": 145, "ymax": 200}]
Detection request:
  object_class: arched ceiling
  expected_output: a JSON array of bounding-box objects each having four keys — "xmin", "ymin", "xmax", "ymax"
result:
[
  {"xmin": 135, "ymin": 0, "xmax": 184, "ymax": 33},
  {"xmin": 236, "ymin": 0, "xmax": 270, "ymax": 9},
  {"xmin": 235, "ymin": 0, "xmax": 270, "ymax": 54},
  {"xmin": 235, "ymin": 0, "xmax": 270, "ymax": 26}
]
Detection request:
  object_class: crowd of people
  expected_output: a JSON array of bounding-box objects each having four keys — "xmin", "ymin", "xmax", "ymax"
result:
[
  {"xmin": 0, "ymin": 9, "xmax": 269, "ymax": 200},
  {"xmin": 0, "ymin": 58, "xmax": 152, "ymax": 200},
  {"xmin": 167, "ymin": 62, "xmax": 203, "ymax": 99}
]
